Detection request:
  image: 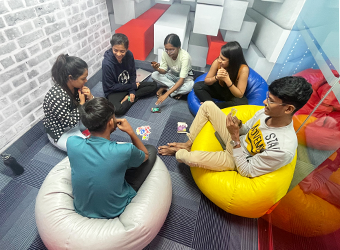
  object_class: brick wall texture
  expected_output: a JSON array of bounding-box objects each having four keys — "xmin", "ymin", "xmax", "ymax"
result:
[{"xmin": 0, "ymin": 0, "xmax": 111, "ymax": 151}]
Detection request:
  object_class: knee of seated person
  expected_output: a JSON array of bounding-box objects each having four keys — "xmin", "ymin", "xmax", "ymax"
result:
[
  {"xmin": 145, "ymin": 145, "xmax": 157, "ymax": 154},
  {"xmin": 151, "ymin": 71, "xmax": 160, "ymax": 79},
  {"xmin": 193, "ymin": 81, "xmax": 204, "ymax": 91},
  {"xmin": 201, "ymin": 100, "xmax": 215, "ymax": 109}
]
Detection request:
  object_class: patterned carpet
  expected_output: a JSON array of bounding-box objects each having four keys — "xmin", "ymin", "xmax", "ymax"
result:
[{"xmin": 0, "ymin": 75, "xmax": 258, "ymax": 249}]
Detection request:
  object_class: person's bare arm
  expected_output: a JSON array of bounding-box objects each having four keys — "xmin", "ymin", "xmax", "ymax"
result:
[
  {"xmin": 219, "ymin": 66, "xmax": 249, "ymax": 98},
  {"xmin": 204, "ymin": 59, "xmax": 219, "ymax": 85},
  {"xmin": 116, "ymin": 118, "xmax": 149, "ymax": 162},
  {"xmin": 155, "ymin": 78, "xmax": 185, "ymax": 105},
  {"xmin": 151, "ymin": 61, "xmax": 167, "ymax": 74}
]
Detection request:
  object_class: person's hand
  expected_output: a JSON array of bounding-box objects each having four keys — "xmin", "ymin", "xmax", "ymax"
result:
[
  {"xmin": 78, "ymin": 89, "xmax": 86, "ymax": 105},
  {"xmin": 129, "ymin": 93, "xmax": 135, "ymax": 102},
  {"xmin": 229, "ymin": 113, "xmax": 241, "ymax": 128},
  {"xmin": 81, "ymin": 86, "xmax": 93, "ymax": 100},
  {"xmin": 136, "ymin": 82, "xmax": 140, "ymax": 88},
  {"xmin": 155, "ymin": 92, "xmax": 169, "ymax": 105},
  {"xmin": 226, "ymin": 113, "xmax": 240, "ymax": 139},
  {"xmin": 217, "ymin": 68, "xmax": 229, "ymax": 81},
  {"xmin": 151, "ymin": 61, "xmax": 160, "ymax": 71},
  {"xmin": 116, "ymin": 118, "xmax": 134, "ymax": 135}
]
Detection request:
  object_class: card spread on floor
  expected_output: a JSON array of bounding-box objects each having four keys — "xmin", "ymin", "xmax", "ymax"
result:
[
  {"xmin": 177, "ymin": 122, "xmax": 188, "ymax": 133},
  {"xmin": 136, "ymin": 126, "xmax": 151, "ymax": 140}
]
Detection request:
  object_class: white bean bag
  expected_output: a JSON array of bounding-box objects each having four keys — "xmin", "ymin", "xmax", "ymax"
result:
[{"xmin": 35, "ymin": 156, "xmax": 172, "ymax": 250}]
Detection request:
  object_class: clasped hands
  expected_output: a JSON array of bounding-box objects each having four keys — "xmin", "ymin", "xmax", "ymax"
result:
[
  {"xmin": 78, "ymin": 86, "xmax": 93, "ymax": 105},
  {"xmin": 216, "ymin": 68, "xmax": 230, "ymax": 82}
]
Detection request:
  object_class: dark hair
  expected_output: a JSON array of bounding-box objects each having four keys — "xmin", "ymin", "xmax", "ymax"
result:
[
  {"xmin": 269, "ymin": 76, "xmax": 313, "ymax": 114},
  {"xmin": 79, "ymin": 97, "xmax": 116, "ymax": 132},
  {"xmin": 220, "ymin": 41, "xmax": 247, "ymax": 84},
  {"xmin": 110, "ymin": 33, "xmax": 129, "ymax": 49},
  {"xmin": 51, "ymin": 54, "xmax": 88, "ymax": 105},
  {"xmin": 164, "ymin": 33, "xmax": 181, "ymax": 48}
]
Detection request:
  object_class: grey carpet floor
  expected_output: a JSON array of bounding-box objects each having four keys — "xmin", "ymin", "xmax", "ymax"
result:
[{"xmin": 0, "ymin": 75, "xmax": 258, "ymax": 250}]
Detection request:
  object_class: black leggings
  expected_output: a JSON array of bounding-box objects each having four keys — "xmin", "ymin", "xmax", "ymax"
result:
[
  {"xmin": 108, "ymin": 82, "xmax": 157, "ymax": 116},
  {"xmin": 194, "ymin": 81, "xmax": 248, "ymax": 109},
  {"xmin": 125, "ymin": 145, "xmax": 157, "ymax": 192}
]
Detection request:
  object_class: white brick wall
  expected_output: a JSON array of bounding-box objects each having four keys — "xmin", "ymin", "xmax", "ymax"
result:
[{"xmin": 0, "ymin": 0, "xmax": 111, "ymax": 152}]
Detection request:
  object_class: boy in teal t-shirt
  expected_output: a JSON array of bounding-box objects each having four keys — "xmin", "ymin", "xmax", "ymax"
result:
[{"xmin": 67, "ymin": 97, "xmax": 156, "ymax": 219}]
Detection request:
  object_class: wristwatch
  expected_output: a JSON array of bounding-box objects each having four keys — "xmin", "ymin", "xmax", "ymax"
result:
[{"xmin": 230, "ymin": 140, "xmax": 240, "ymax": 148}]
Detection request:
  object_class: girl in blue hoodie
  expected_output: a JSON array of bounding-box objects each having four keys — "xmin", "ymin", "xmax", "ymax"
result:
[{"xmin": 102, "ymin": 33, "xmax": 157, "ymax": 115}]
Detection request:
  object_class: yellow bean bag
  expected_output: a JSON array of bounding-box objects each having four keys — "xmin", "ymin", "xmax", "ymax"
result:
[{"xmin": 190, "ymin": 105, "xmax": 297, "ymax": 218}]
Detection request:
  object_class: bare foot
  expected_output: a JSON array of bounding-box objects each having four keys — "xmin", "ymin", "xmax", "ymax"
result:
[
  {"xmin": 121, "ymin": 95, "xmax": 128, "ymax": 104},
  {"xmin": 158, "ymin": 145, "xmax": 180, "ymax": 155},
  {"xmin": 167, "ymin": 141, "xmax": 192, "ymax": 151},
  {"xmin": 156, "ymin": 87, "xmax": 167, "ymax": 97},
  {"xmin": 174, "ymin": 94, "xmax": 182, "ymax": 100}
]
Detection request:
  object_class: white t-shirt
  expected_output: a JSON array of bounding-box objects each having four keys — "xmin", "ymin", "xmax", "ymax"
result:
[
  {"xmin": 233, "ymin": 109, "xmax": 297, "ymax": 177},
  {"xmin": 159, "ymin": 49, "xmax": 193, "ymax": 79}
]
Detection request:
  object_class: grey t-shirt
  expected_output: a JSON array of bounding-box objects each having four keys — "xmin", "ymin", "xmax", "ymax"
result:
[{"xmin": 233, "ymin": 109, "xmax": 297, "ymax": 177}]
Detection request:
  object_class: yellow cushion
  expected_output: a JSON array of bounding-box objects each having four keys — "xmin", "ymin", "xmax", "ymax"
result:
[{"xmin": 190, "ymin": 105, "xmax": 296, "ymax": 218}]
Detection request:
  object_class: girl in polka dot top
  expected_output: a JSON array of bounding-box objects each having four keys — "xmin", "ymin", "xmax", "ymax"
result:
[{"xmin": 43, "ymin": 54, "xmax": 93, "ymax": 151}]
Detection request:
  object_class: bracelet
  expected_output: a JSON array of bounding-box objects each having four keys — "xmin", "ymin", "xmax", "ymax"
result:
[{"xmin": 227, "ymin": 83, "xmax": 234, "ymax": 88}]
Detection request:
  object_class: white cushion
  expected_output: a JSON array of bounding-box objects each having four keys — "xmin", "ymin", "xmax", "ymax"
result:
[{"xmin": 35, "ymin": 156, "xmax": 172, "ymax": 250}]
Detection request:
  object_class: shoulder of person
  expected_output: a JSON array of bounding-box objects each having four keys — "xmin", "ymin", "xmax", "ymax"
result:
[
  {"xmin": 66, "ymin": 135, "xmax": 84, "ymax": 147},
  {"xmin": 179, "ymin": 49, "xmax": 190, "ymax": 58},
  {"xmin": 239, "ymin": 64, "xmax": 249, "ymax": 73}
]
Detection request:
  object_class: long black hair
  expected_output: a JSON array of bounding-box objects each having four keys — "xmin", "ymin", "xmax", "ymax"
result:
[
  {"xmin": 51, "ymin": 54, "xmax": 88, "ymax": 106},
  {"xmin": 220, "ymin": 41, "xmax": 247, "ymax": 85}
]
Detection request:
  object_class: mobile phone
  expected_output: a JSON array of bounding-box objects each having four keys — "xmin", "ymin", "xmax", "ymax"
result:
[
  {"xmin": 215, "ymin": 131, "xmax": 226, "ymax": 150},
  {"xmin": 151, "ymin": 107, "xmax": 161, "ymax": 113}
]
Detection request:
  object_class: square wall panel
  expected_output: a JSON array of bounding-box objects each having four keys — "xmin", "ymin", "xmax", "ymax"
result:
[
  {"xmin": 239, "ymin": 0, "xmax": 254, "ymax": 8},
  {"xmin": 244, "ymin": 42, "xmax": 274, "ymax": 81},
  {"xmin": 246, "ymin": 8, "xmax": 290, "ymax": 63},
  {"xmin": 220, "ymin": 14, "xmax": 256, "ymax": 49},
  {"xmin": 193, "ymin": 4, "xmax": 223, "ymax": 36},
  {"xmin": 188, "ymin": 32, "xmax": 208, "ymax": 67},
  {"xmin": 113, "ymin": 0, "xmax": 135, "ymax": 25},
  {"xmin": 154, "ymin": 4, "xmax": 190, "ymax": 54},
  {"xmin": 155, "ymin": 0, "xmax": 175, "ymax": 3},
  {"xmin": 183, "ymin": 21, "xmax": 192, "ymax": 51},
  {"xmin": 181, "ymin": 0, "xmax": 197, "ymax": 11},
  {"xmin": 220, "ymin": 0, "xmax": 248, "ymax": 32},
  {"xmin": 112, "ymin": 0, "xmax": 154, "ymax": 25},
  {"xmin": 197, "ymin": 0, "xmax": 224, "ymax": 5}
]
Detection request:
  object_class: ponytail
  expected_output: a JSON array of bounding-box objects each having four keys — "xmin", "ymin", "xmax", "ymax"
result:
[{"xmin": 51, "ymin": 54, "xmax": 88, "ymax": 106}]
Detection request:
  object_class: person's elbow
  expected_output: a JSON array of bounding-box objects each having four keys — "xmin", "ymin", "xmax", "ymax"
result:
[{"xmin": 143, "ymin": 151, "xmax": 149, "ymax": 162}]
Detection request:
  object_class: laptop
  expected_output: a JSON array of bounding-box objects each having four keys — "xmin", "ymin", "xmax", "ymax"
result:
[{"xmin": 136, "ymin": 68, "xmax": 152, "ymax": 82}]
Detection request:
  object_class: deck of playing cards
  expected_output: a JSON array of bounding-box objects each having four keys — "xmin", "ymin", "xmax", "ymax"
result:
[
  {"xmin": 136, "ymin": 125, "xmax": 151, "ymax": 140},
  {"xmin": 177, "ymin": 122, "xmax": 188, "ymax": 133},
  {"xmin": 230, "ymin": 108, "xmax": 237, "ymax": 117}
]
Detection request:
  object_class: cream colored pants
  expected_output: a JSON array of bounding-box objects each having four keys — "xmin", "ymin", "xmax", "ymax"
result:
[{"xmin": 176, "ymin": 101, "xmax": 236, "ymax": 171}]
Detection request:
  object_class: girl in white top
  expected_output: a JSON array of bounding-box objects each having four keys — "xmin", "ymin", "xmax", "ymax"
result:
[{"xmin": 151, "ymin": 33, "xmax": 194, "ymax": 105}]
